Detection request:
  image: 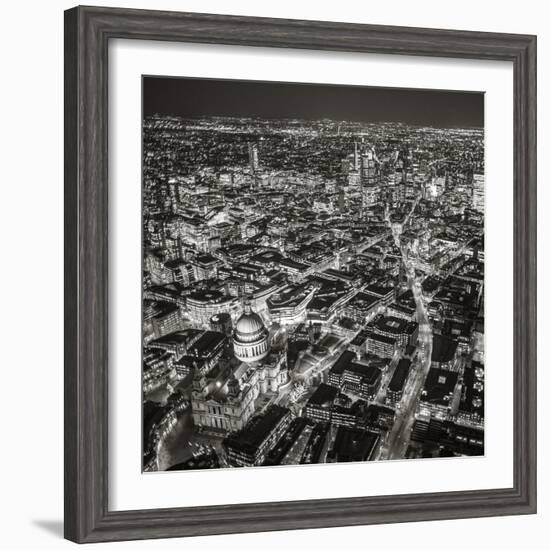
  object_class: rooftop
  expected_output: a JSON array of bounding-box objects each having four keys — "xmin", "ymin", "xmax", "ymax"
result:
[
  {"xmin": 389, "ymin": 358, "xmax": 412, "ymax": 393},
  {"xmin": 329, "ymin": 350, "xmax": 356, "ymax": 376},
  {"xmin": 346, "ymin": 292, "xmax": 380, "ymax": 309},
  {"xmin": 345, "ymin": 363, "xmax": 382, "ymax": 385},
  {"xmin": 187, "ymin": 331, "xmax": 226, "ymax": 357},
  {"xmin": 374, "ymin": 315, "xmax": 409, "ymax": 335},
  {"xmin": 367, "ymin": 333, "xmax": 397, "ymax": 346},
  {"xmin": 431, "ymin": 334, "xmax": 459, "ymax": 364},
  {"xmin": 223, "ymin": 405, "xmax": 290, "ymax": 454},
  {"xmin": 330, "ymin": 427, "xmax": 380, "ymax": 462},
  {"xmin": 422, "ymin": 367, "xmax": 459, "ymax": 405},
  {"xmin": 306, "ymin": 383, "xmax": 338, "ymax": 408},
  {"xmin": 364, "ymin": 284, "xmax": 394, "ymax": 298}
]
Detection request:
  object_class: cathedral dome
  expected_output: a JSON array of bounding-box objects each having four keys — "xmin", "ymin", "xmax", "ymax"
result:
[
  {"xmin": 233, "ymin": 302, "xmax": 269, "ymax": 363},
  {"xmin": 234, "ymin": 311, "xmax": 266, "ymax": 343}
]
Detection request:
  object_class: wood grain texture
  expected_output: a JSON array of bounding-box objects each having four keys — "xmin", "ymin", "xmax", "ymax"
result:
[{"xmin": 64, "ymin": 5, "xmax": 537, "ymax": 543}]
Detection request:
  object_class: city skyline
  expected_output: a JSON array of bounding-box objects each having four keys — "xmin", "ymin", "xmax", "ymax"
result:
[
  {"xmin": 142, "ymin": 77, "xmax": 485, "ymax": 473},
  {"xmin": 143, "ymin": 76, "xmax": 484, "ymax": 128}
]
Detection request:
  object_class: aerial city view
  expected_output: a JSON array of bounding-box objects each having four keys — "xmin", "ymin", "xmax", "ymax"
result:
[{"xmin": 142, "ymin": 78, "xmax": 485, "ymax": 472}]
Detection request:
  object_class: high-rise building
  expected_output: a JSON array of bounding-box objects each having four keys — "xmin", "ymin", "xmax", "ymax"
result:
[
  {"xmin": 360, "ymin": 147, "xmax": 377, "ymax": 185},
  {"xmin": 248, "ymin": 142, "xmax": 259, "ymax": 174},
  {"xmin": 472, "ymin": 173, "xmax": 484, "ymax": 212},
  {"xmin": 341, "ymin": 142, "xmax": 361, "ymax": 189},
  {"xmin": 360, "ymin": 145, "xmax": 379, "ymax": 208}
]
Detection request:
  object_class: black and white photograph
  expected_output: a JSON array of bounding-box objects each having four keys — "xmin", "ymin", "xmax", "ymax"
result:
[
  {"xmin": 142, "ymin": 76, "xmax": 485, "ymax": 472},
  {"xmin": 2, "ymin": 0, "xmax": 543, "ymax": 547}
]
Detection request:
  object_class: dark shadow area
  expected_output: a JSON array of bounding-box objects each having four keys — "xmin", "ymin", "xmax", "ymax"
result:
[{"xmin": 32, "ymin": 519, "xmax": 64, "ymax": 539}]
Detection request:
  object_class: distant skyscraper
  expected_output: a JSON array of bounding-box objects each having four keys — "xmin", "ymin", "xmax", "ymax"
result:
[
  {"xmin": 167, "ymin": 177, "xmax": 178, "ymax": 213},
  {"xmin": 360, "ymin": 147, "xmax": 376, "ymax": 185},
  {"xmin": 248, "ymin": 142, "xmax": 259, "ymax": 174},
  {"xmin": 338, "ymin": 189, "xmax": 345, "ymax": 211},
  {"xmin": 360, "ymin": 146, "xmax": 379, "ymax": 208},
  {"xmin": 472, "ymin": 173, "xmax": 484, "ymax": 212}
]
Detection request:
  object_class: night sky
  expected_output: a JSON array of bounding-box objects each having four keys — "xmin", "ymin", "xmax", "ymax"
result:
[{"xmin": 143, "ymin": 76, "xmax": 484, "ymax": 128}]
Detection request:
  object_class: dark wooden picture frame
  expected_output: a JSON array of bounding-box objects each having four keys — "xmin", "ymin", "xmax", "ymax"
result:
[{"xmin": 64, "ymin": 5, "xmax": 537, "ymax": 543}]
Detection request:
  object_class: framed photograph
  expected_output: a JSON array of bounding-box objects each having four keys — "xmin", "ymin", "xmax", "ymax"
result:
[{"xmin": 64, "ymin": 6, "xmax": 537, "ymax": 543}]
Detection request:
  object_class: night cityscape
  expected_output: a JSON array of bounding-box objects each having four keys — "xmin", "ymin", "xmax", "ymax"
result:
[{"xmin": 142, "ymin": 78, "xmax": 485, "ymax": 472}]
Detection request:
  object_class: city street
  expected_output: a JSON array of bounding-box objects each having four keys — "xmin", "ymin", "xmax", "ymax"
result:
[
  {"xmin": 380, "ymin": 346, "xmax": 432, "ymax": 460},
  {"xmin": 374, "ymin": 351, "xmax": 402, "ymax": 405}
]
